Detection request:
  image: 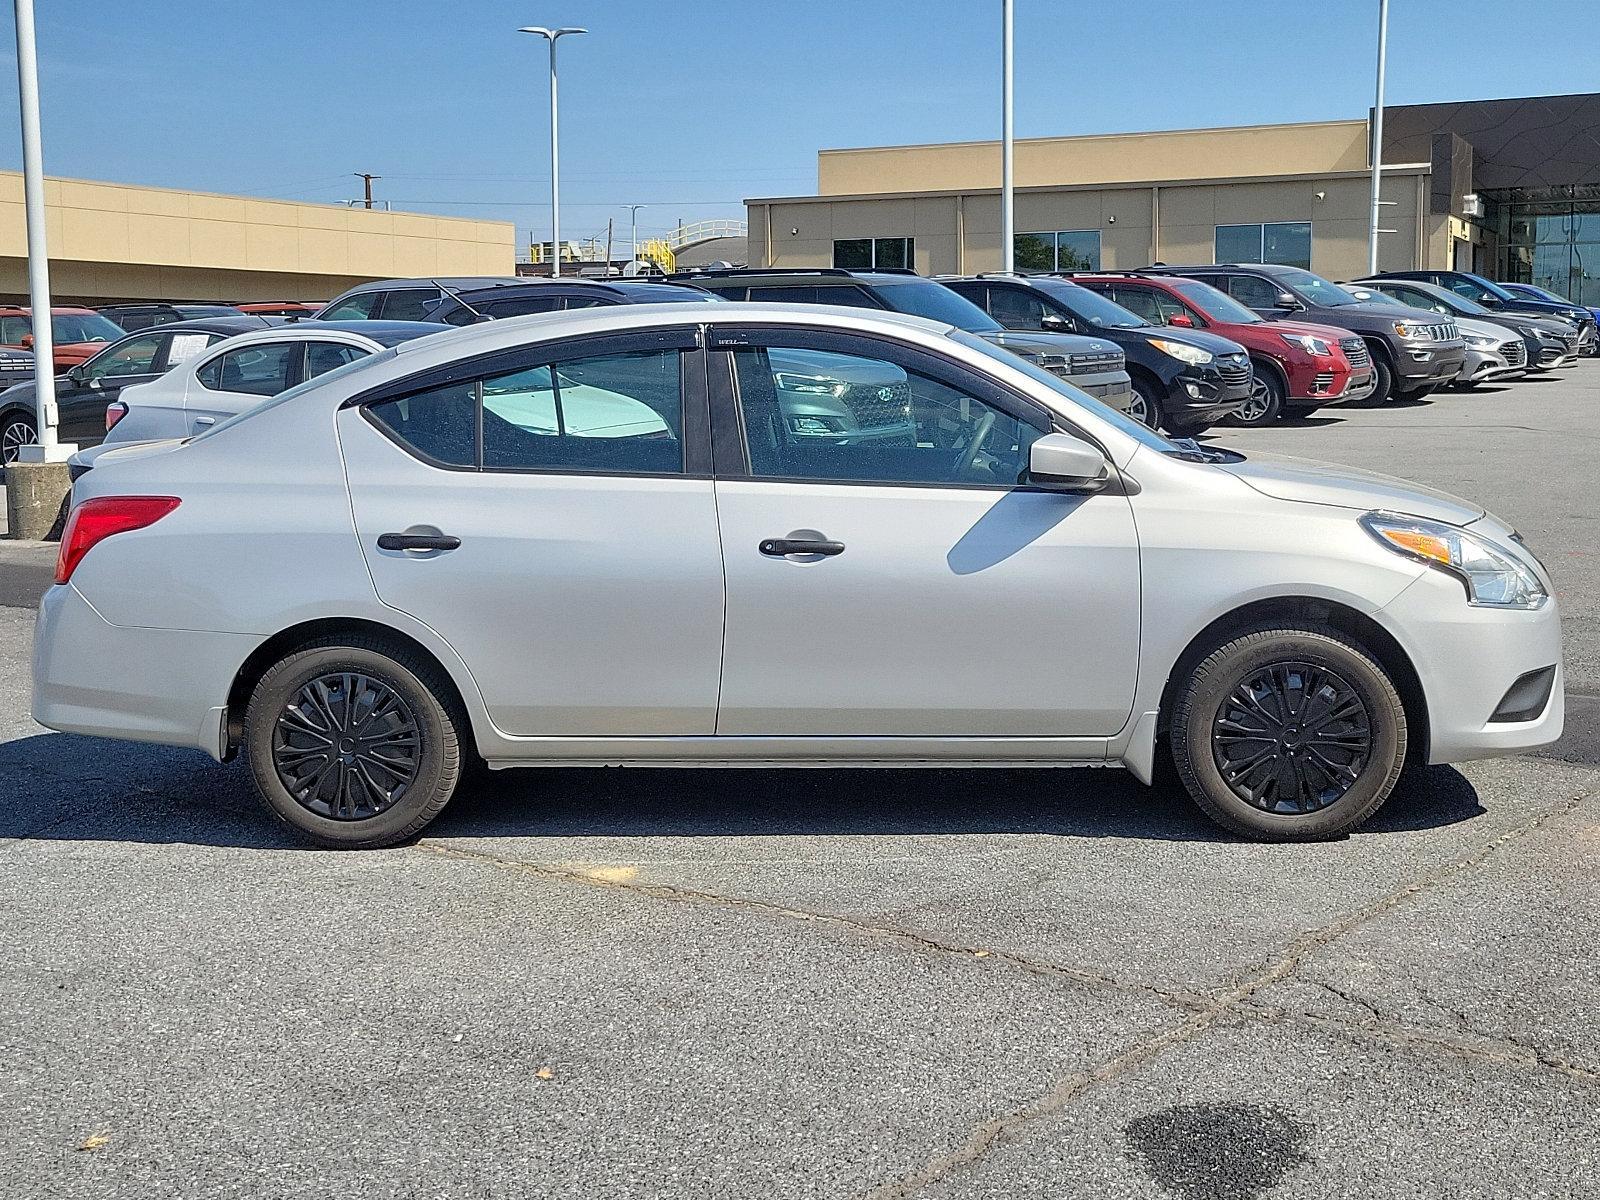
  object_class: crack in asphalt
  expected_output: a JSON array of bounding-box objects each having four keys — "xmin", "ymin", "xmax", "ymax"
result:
[
  {"xmin": 416, "ymin": 786, "xmax": 1592, "ymax": 1200},
  {"xmin": 413, "ymin": 838, "xmax": 1207, "ymax": 1009}
]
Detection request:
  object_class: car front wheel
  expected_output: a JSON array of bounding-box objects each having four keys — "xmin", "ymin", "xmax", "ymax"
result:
[
  {"xmin": 1227, "ymin": 368, "xmax": 1284, "ymax": 427},
  {"xmin": 1169, "ymin": 626, "xmax": 1407, "ymax": 841},
  {"xmin": 1127, "ymin": 379, "xmax": 1162, "ymax": 430},
  {"xmin": 245, "ymin": 637, "xmax": 464, "ymax": 848}
]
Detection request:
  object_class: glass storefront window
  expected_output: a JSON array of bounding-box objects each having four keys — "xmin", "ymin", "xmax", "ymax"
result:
[
  {"xmin": 1215, "ymin": 222, "xmax": 1312, "ymax": 269},
  {"xmin": 1492, "ymin": 188, "xmax": 1600, "ymax": 306},
  {"xmin": 832, "ymin": 237, "xmax": 915, "ymax": 270},
  {"xmin": 1013, "ymin": 230, "xmax": 1101, "ymax": 271}
]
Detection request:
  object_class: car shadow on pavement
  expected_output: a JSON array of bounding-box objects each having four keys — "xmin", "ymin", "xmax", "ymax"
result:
[{"xmin": 0, "ymin": 731, "xmax": 1487, "ymax": 849}]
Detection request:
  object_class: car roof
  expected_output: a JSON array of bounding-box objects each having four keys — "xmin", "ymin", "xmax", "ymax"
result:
[
  {"xmin": 676, "ymin": 269, "xmax": 925, "ymax": 286},
  {"xmin": 0, "ymin": 304, "xmax": 100, "ymax": 315},
  {"xmin": 139, "ymin": 315, "xmax": 283, "ymax": 335},
  {"xmin": 196, "ymin": 319, "xmax": 441, "ymax": 349},
  {"xmin": 447, "ymin": 278, "xmax": 708, "ymax": 301},
  {"xmin": 337, "ymin": 276, "xmax": 526, "ymax": 295}
]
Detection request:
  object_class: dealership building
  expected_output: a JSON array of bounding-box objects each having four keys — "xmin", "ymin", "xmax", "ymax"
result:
[{"xmin": 746, "ymin": 92, "xmax": 1600, "ymax": 302}]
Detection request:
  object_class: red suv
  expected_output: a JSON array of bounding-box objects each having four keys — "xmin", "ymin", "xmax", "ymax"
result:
[
  {"xmin": 0, "ymin": 305, "xmax": 127, "ymax": 373},
  {"xmin": 1071, "ymin": 273, "xmax": 1374, "ymax": 425}
]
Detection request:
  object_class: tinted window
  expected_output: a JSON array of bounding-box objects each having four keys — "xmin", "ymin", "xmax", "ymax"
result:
[
  {"xmin": 987, "ymin": 286, "xmax": 1049, "ymax": 329},
  {"xmin": 0, "ymin": 315, "xmax": 29, "ymax": 342},
  {"xmin": 1034, "ymin": 280, "xmax": 1147, "ymax": 329},
  {"xmin": 84, "ymin": 335, "xmax": 163, "ymax": 381},
  {"xmin": 367, "ymin": 381, "xmax": 477, "ymax": 467},
  {"xmin": 1107, "ymin": 286, "xmax": 1165, "ymax": 324},
  {"xmin": 1170, "ymin": 280, "xmax": 1261, "ymax": 324},
  {"xmin": 321, "ymin": 292, "xmax": 380, "ymax": 321},
  {"xmin": 378, "ymin": 289, "xmax": 443, "ymax": 322},
  {"xmin": 747, "ymin": 285, "xmax": 821, "ymax": 304},
  {"xmin": 195, "ymin": 341, "xmax": 298, "ymax": 396},
  {"xmin": 816, "ymin": 286, "xmax": 883, "ymax": 309},
  {"xmin": 304, "ymin": 341, "xmax": 369, "ymax": 379},
  {"xmin": 871, "ymin": 280, "xmax": 1000, "ymax": 332},
  {"xmin": 732, "ymin": 343, "xmax": 1039, "ymax": 487},
  {"xmin": 479, "ymin": 295, "xmax": 565, "ymax": 319},
  {"xmin": 1389, "ymin": 285, "xmax": 1448, "ymax": 314},
  {"xmin": 1226, "ymin": 274, "xmax": 1286, "ymax": 310},
  {"xmin": 482, "ymin": 350, "xmax": 683, "ymax": 474},
  {"xmin": 51, "ymin": 313, "xmax": 125, "ymax": 343}
]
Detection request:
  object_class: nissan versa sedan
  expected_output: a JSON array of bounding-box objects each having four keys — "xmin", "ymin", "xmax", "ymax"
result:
[{"xmin": 33, "ymin": 304, "xmax": 1563, "ymax": 849}]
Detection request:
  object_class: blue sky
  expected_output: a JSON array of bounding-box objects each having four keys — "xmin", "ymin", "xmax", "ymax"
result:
[{"xmin": 1, "ymin": 0, "xmax": 1596, "ymax": 249}]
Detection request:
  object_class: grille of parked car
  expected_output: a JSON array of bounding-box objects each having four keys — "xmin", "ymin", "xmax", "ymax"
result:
[
  {"xmin": 1217, "ymin": 354, "xmax": 1251, "ymax": 387},
  {"xmin": 1067, "ymin": 350, "xmax": 1124, "ymax": 376},
  {"xmin": 1420, "ymin": 322, "xmax": 1459, "ymax": 341},
  {"xmin": 1312, "ymin": 371, "xmax": 1335, "ymax": 393},
  {"xmin": 841, "ymin": 379, "xmax": 914, "ymax": 433},
  {"xmin": 1340, "ymin": 337, "xmax": 1370, "ymax": 369},
  {"xmin": 1501, "ymin": 339, "xmax": 1527, "ymax": 367}
]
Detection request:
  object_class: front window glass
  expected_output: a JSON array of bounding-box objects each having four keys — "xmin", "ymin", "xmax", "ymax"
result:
[
  {"xmin": 1447, "ymin": 277, "xmax": 1496, "ymax": 302},
  {"xmin": 84, "ymin": 334, "xmax": 163, "ymax": 380},
  {"xmin": 732, "ymin": 343, "xmax": 1038, "ymax": 487},
  {"xmin": 166, "ymin": 331, "xmax": 218, "ymax": 365},
  {"xmin": 1106, "ymin": 287, "xmax": 1166, "ymax": 325},
  {"xmin": 872, "ymin": 280, "xmax": 1000, "ymax": 333},
  {"xmin": 1171, "ymin": 280, "xmax": 1261, "ymax": 324},
  {"xmin": 1033, "ymin": 279, "xmax": 1147, "ymax": 328},
  {"xmin": 987, "ymin": 286, "xmax": 1049, "ymax": 329}
]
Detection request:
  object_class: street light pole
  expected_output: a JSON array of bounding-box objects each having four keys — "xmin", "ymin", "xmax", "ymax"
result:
[
  {"xmin": 1000, "ymin": 0, "xmax": 1014, "ymax": 274},
  {"xmin": 624, "ymin": 204, "xmax": 645, "ymax": 266},
  {"xmin": 1367, "ymin": 0, "xmax": 1389, "ymax": 275},
  {"xmin": 520, "ymin": 25, "xmax": 586, "ymax": 278},
  {"xmin": 12, "ymin": 0, "xmax": 61, "ymax": 460}
]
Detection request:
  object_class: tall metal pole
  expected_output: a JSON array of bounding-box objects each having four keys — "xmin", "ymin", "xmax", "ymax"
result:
[
  {"xmin": 1367, "ymin": 0, "xmax": 1389, "ymax": 275},
  {"xmin": 13, "ymin": 0, "xmax": 58, "ymax": 458},
  {"xmin": 1000, "ymin": 0, "xmax": 1015, "ymax": 274},
  {"xmin": 520, "ymin": 27, "xmax": 586, "ymax": 278},
  {"xmin": 624, "ymin": 204, "xmax": 645, "ymax": 265}
]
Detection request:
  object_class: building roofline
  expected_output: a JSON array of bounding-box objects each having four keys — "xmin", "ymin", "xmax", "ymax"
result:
[
  {"xmin": 816, "ymin": 118, "xmax": 1369, "ymax": 158},
  {"xmin": 746, "ymin": 164, "xmax": 1432, "ymax": 207}
]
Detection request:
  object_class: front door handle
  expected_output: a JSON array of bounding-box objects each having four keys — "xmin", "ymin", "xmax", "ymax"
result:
[
  {"xmin": 378, "ymin": 531, "xmax": 462, "ymax": 552},
  {"xmin": 760, "ymin": 537, "xmax": 845, "ymax": 558},
  {"xmin": 193, "ymin": 415, "xmax": 216, "ymax": 427}
]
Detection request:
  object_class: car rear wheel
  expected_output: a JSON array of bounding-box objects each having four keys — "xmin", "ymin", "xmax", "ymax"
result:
[
  {"xmin": 1127, "ymin": 379, "xmax": 1161, "ymax": 430},
  {"xmin": 1169, "ymin": 626, "xmax": 1407, "ymax": 841},
  {"xmin": 1, "ymin": 413, "xmax": 37, "ymax": 465},
  {"xmin": 245, "ymin": 638, "xmax": 463, "ymax": 848},
  {"xmin": 1227, "ymin": 368, "xmax": 1284, "ymax": 427}
]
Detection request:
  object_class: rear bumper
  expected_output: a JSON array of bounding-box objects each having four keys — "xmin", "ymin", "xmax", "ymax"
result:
[{"xmin": 31, "ymin": 583, "xmax": 251, "ymax": 760}]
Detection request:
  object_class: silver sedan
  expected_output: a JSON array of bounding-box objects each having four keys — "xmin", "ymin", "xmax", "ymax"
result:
[{"xmin": 33, "ymin": 303, "xmax": 1563, "ymax": 847}]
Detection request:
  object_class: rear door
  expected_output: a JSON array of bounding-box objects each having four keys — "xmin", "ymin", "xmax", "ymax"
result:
[
  {"xmin": 185, "ymin": 340, "xmax": 300, "ymax": 433},
  {"xmin": 338, "ymin": 327, "xmax": 725, "ymax": 737}
]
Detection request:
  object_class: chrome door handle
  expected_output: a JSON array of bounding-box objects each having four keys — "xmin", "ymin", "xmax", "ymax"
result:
[{"xmin": 760, "ymin": 537, "xmax": 845, "ymax": 557}]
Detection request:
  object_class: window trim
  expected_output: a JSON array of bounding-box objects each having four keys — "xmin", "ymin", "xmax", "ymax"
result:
[
  {"xmin": 353, "ymin": 326, "xmax": 711, "ymax": 479},
  {"xmin": 705, "ymin": 323, "xmax": 1064, "ymax": 492}
]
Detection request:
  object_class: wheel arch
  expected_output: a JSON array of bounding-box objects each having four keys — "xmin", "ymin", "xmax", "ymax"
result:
[
  {"xmin": 224, "ymin": 616, "xmax": 480, "ymax": 761},
  {"xmin": 1153, "ymin": 595, "xmax": 1429, "ymax": 765},
  {"xmin": 1247, "ymin": 353, "xmax": 1288, "ymax": 393}
]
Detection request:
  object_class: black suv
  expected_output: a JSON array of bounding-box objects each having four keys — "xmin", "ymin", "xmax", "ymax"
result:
[
  {"xmin": 1372, "ymin": 270, "xmax": 1596, "ymax": 354},
  {"xmin": 674, "ymin": 268, "xmax": 1133, "ymax": 413},
  {"xmin": 1143, "ymin": 263, "xmax": 1465, "ymax": 404},
  {"xmin": 96, "ymin": 303, "xmax": 244, "ymax": 332},
  {"xmin": 316, "ymin": 277, "xmax": 526, "ymax": 322},
  {"xmin": 424, "ymin": 278, "xmax": 722, "ymax": 324},
  {"xmin": 941, "ymin": 274, "xmax": 1250, "ymax": 434}
]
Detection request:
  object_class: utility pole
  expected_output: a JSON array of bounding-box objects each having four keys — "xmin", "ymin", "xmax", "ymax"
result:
[
  {"xmin": 624, "ymin": 204, "xmax": 646, "ymax": 265},
  {"xmin": 1367, "ymin": 0, "xmax": 1389, "ymax": 274},
  {"xmin": 520, "ymin": 25, "xmax": 586, "ymax": 277},
  {"xmin": 1000, "ymin": 0, "xmax": 1015, "ymax": 274},
  {"xmin": 354, "ymin": 172, "xmax": 380, "ymax": 210},
  {"xmin": 605, "ymin": 219, "xmax": 614, "ymax": 276}
]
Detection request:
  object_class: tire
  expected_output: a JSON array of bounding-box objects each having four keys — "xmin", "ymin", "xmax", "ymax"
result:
[
  {"xmin": 1362, "ymin": 351, "xmax": 1394, "ymax": 406},
  {"xmin": 245, "ymin": 637, "xmax": 464, "ymax": 848},
  {"xmin": 1, "ymin": 411, "xmax": 37, "ymax": 466},
  {"xmin": 1227, "ymin": 365, "xmax": 1285, "ymax": 427},
  {"xmin": 1169, "ymin": 625, "xmax": 1406, "ymax": 842},
  {"xmin": 1127, "ymin": 378, "xmax": 1162, "ymax": 430}
]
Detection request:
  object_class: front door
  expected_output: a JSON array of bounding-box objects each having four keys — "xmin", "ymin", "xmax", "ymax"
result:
[
  {"xmin": 58, "ymin": 331, "xmax": 170, "ymax": 441},
  {"xmin": 338, "ymin": 327, "xmax": 725, "ymax": 737},
  {"xmin": 708, "ymin": 327, "xmax": 1140, "ymax": 738}
]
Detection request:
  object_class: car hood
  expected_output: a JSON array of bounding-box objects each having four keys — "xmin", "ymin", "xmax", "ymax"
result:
[
  {"xmin": 1261, "ymin": 318, "xmax": 1355, "ymax": 342},
  {"xmin": 1455, "ymin": 315, "xmax": 1517, "ymax": 342},
  {"xmin": 1217, "ymin": 452, "xmax": 1485, "ymax": 525},
  {"xmin": 1134, "ymin": 327, "xmax": 1243, "ymax": 355},
  {"xmin": 979, "ymin": 330, "xmax": 1122, "ymax": 359}
]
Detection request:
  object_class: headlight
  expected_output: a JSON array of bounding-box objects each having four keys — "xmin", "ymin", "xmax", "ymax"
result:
[
  {"xmin": 774, "ymin": 372, "xmax": 845, "ymax": 397},
  {"xmin": 1361, "ymin": 512, "xmax": 1547, "ymax": 609},
  {"xmin": 1279, "ymin": 332, "xmax": 1331, "ymax": 356},
  {"xmin": 1148, "ymin": 338, "xmax": 1213, "ymax": 366},
  {"xmin": 1392, "ymin": 321, "xmax": 1427, "ymax": 339},
  {"xmin": 1462, "ymin": 333, "xmax": 1497, "ymax": 349}
]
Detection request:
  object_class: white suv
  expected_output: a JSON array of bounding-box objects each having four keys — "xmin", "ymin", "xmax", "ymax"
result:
[{"xmin": 34, "ymin": 303, "xmax": 1563, "ymax": 847}]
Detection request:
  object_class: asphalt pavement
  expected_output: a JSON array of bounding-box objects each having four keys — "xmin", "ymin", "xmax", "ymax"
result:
[{"xmin": 2, "ymin": 366, "xmax": 1597, "ymax": 1198}]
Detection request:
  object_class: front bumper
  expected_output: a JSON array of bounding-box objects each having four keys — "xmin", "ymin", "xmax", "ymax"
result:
[
  {"xmin": 1378, "ymin": 565, "xmax": 1563, "ymax": 765},
  {"xmin": 1454, "ymin": 346, "xmax": 1529, "ymax": 384},
  {"xmin": 1393, "ymin": 341, "xmax": 1467, "ymax": 386},
  {"xmin": 1168, "ymin": 364, "xmax": 1252, "ymax": 418},
  {"xmin": 32, "ymin": 583, "xmax": 253, "ymax": 759}
]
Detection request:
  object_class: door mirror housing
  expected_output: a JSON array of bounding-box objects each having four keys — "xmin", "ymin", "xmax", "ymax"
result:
[
  {"xmin": 19, "ymin": 333, "xmax": 34, "ymax": 350},
  {"xmin": 1165, "ymin": 312, "xmax": 1196, "ymax": 328},
  {"xmin": 1040, "ymin": 311, "xmax": 1073, "ymax": 332},
  {"xmin": 1275, "ymin": 292, "xmax": 1303, "ymax": 311},
  {"xmin": 65, "ymin": 364, "xmax": 86, "ymax": 386},
  {"xmin": 1028, "ymin": 432, "xmax": 1109, "ymax": 490}
]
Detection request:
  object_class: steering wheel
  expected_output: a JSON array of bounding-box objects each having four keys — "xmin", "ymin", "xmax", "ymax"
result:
[{"xmin": 953, "ymin": 411, "xmax": 996, "ymax": 480}]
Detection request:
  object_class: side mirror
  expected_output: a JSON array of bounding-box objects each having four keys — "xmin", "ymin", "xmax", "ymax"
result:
[
  {"xmin": 1028, "ymin": 431, "xmax": 1108, "ymax": 490},
  {"xmin": 1166, "ymin": 312, "xmax": 1196, "ymax": 328},
  {"xmin": 20, "ymin": 333, "xmax": 34, "ymax": 350},
  {"xmin": 1479, "ymin": 295, "xmax": 1501, "ymax": 308},
  {"xmin": 1275, "ymin": 292, "xmax": 1303, "ymax": 311},
  {"xmin": 65, "ymin": 364, "xmax": 87, "ymax": 386},
  {"xmin": 1040, "ymin": 311, "xmax": 1073, "ymax": 332}
]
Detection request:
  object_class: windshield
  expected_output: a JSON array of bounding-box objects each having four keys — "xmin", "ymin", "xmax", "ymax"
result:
[
  {"xmin": 190, "ymin": 346, "xmax": 398, "ymax": 442},
  {"xmin": 1420, "ymin": 287, "xmax": 1488, "ymax": 317},
  {"xmin": 1171, "ymin": 280, "xmax": 1261, "ymax": 324},
  {"xmin": 51, "ymin": 313, "xmax": 125, "ymax": 343},
  {"xmin": 1274, "ymin": 269, "xmax": 1359, "ymax": 307},
  {"xmin": 1342, "ymin": 286, "xmax": 1406, "ymax": 308},
  {"xmin": 872, "ymin": 280, "xmax": 1001, "ymax": 333},
  {"xmin": 951, "ymin": 330, "xmax": 1175, "ymax": 451},
  {"xmin": 1034, "ymin": 279, "xmax": 1148, "ymax": 328}
]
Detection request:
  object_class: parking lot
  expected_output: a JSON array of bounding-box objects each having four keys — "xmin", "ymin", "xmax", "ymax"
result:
[{"xmin": 2, "ymin": 367, "xmax": 1597, "ymax": 1198}]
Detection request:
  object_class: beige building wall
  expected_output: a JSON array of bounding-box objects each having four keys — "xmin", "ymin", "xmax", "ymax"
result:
[
  {"xmin": 751, "ymin": 168, "xmax": 1430, "ymax": 280},
  {"xmin": 817, "ymin": 120, "xmax": 1371, "ymax": 195},
  {"xmin": 0, "ymin": 172, "xmax": 516, "ymax": 302}
]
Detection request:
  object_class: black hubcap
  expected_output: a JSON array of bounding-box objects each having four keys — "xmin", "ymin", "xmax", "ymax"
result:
[
  {"xmin": 1211, "ymin": 662, "xmax": 1372, "ymax": 814},
  {"xmin": 272, "ymin": 672, "xmax": 420, "ymax": 820}
]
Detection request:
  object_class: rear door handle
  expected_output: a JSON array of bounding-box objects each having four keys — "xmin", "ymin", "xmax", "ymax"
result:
[
  {"xmin": 760, "ymin": 537, "xmax": 845, "ymax": 558},
  {"xmin": 378, "ymin": 531, "xmax": 462, "ymax": 552},
  {"xmin": 193, "ymin": 415, "xmax": 216, "ymax": 427}
]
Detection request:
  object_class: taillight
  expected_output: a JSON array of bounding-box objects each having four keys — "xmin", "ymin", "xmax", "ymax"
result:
[
  {"xmin": 105, "ymin": 400, "xmax": 128, "ymax": 432},
  {"xmin": 55, "ymin": 496, "xmax": 181, "ymax": 584}
]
